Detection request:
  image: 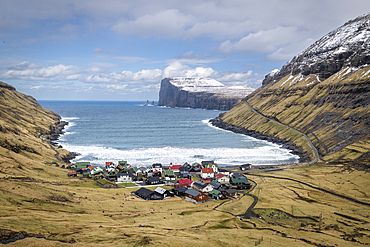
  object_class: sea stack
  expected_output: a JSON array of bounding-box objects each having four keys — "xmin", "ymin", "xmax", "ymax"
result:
[{"xmin": 158, "ymin": 77, "xmax": 254, "ymax": 110}]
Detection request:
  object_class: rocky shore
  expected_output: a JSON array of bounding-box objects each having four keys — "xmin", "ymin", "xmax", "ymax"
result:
[
  {"xmin": 44, "ymin": 119, "xmax": 80, "ymax": 163},
  {"xmin": 210, "ymin": 113, "xmax": 310, "ymax": 164}
]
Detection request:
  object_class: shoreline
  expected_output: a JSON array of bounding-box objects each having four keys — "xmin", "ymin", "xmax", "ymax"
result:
[
  {"xmin": 209, "ymin": 113, "xmax": 310, "ymax": 164},
  {"xmin": 47, "ymin": 119, "xmax": 80, "ymax": 163}
]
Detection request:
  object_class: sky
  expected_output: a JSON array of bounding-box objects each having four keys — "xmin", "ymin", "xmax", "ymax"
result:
[{"xmin": 1, "ymin": 0, "xmax": 369, "ymax": 101}]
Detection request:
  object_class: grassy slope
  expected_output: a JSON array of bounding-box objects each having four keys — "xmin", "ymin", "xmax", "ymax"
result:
[
  {"xmin": 1, "ymin": 81, "xmax": 369, "ymax": 246},
  {"xmin": 222, "ymin": 65, "xmax": 370, "ymax": 164}
]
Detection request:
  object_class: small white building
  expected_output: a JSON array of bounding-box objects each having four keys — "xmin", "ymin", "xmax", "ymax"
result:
[
  {"xmin": 116, "ymin": 173, "xmax": 132, "ymax": 183},
  {"xmin": 201, "ymin": 168, "xmax": 215, "ymax": 179}
]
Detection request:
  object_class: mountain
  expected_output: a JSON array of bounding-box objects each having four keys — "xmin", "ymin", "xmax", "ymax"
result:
[
  {"xmin": 0, "ymin": 81, "xmax": 73, "ymax": 178},
  {"xmin": 158, "ymin": 77, "xmax": 255, "ymax": 110},
  {"xmin": 213, "ymin": 13, "xmax": 370, "ymax": 167}
]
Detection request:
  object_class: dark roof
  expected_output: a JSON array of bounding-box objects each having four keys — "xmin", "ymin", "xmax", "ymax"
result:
[
  {"xmin": 135, "ymin": 187, "xmax": 154, "ymax": 198},
  {"xmin": 173, "ymin": 187, "xmax": 187, "ymax": 193},
  {"xmin": 209, "ymin": 181, "xmax": 222, "ymax": 189},
  {"xmin": 193, "ymin": 181, "xmax": 209, "ymax": 190},
  {"xmin": 218, "ymin": 169, "xmax": 229, "ymax": 173},
  {"xmin": 152, "ymin": 163, "xmax": 162, "ymax": 168},
  {"xmin": 146, "ymin": 176, "xmax": 160, "ymax": 182},
  {"xmin": 201, "ymin": 161, "xmax": 214, "ymax": 166},
  {"xmin": 225, "ymin": 189, "xmax": 238, "ymax": 194},
  {"xmin": 117, "ymin": 172, "xmax": 131, "ymax": 177},
  {"xmin": 185, "ymin": 189, "xmax": 201, "ymax": 197}
]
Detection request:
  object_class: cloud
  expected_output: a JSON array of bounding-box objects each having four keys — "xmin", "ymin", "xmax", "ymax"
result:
[
  {"xmin": 112, "ymin": 9, "xmax": 195, "ymax": 39},
  {"xmin": 2, "ymin": 62, "xmax": 80, "ymax": 81},
  {"xmin": 218, "ymin": 26, "xmax": 299, "ymax": 54}
]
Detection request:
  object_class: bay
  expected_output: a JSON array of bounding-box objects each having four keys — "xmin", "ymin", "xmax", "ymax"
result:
[{"xmin": 39, "ymin": 100, "xmax": 299, "ymax": 167}]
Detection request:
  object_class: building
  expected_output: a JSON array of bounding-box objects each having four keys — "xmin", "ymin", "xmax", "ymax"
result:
[
  {"xmin": 116, "ymin": 173, "xmax": 132, "ymax": 183},
  {"xmin": 135, "ymin": 187, "xmax": 164, "ymax": 200},
  {"xmin": 152, "ymin": 163, "xmax": 163, "ymax": 173},
  {"xmin": 201, "ymin": 168, "xmax": 215, "ymax": 179},
  {"xmin": 154, "ymin": 187, "xmax": 172, "ymax": 198},
  {"xmin": 230, "ymin": 173, "xmax": 251, "ymax": 189},
  {"xmin": 185, "ymin": 189, "xmax": 210, "ymax": 204},
  {"xmin": 96, "ymin": 179, "xmax": 118, "ymax": 188},
  {"xmin": 179, "ymin": 166, "xmax": 191, "ymax": 179},
  {"xmin": 145, "ymin": 176, "xmax": 162, "ymax": 185},
  {"xmin": 216, "ymin": 173, "xmax": 230, "ymax": 184},
  {"xmin": 192, "ymin": 181, "xmax": 214, "ymax": 193},
  {"xmin": 239, "ymin": 164, "xmax": 252, "ymax": 171}
]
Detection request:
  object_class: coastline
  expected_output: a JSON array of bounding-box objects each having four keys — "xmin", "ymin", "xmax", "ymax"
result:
[
  {"xmin": 209, "ymin": 113, "xmax": 310, "ymax": 164},
  {"xmin": 45, "ymin": 119, "xmax": 79, "ymax": 163}
]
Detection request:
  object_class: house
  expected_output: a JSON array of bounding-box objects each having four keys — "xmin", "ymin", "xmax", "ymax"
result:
[
  {"xmin": 179, "ymin": 166, "xmax": 191, "ymax": 179},
  {"xmin": 174, "ymin": 178, "xmax": 193, "ymax": 188},
  {"xmin": 201, "ymin": 168, "xmax": 215, "ymax": 179},
  {"xmin": 191, "ymin": 163, "xmax": 202, "ymax": 172},
  {"xmin": 152, "ymin": 163, "xmax": 163, "ymax": 173},
  {"xmin": 230, "ymin": 173, "xmax": 251, "ymax": 189},
  {"xmin": 208, "ymin": 189, "xmax": 225, "ymax": 200},
  {"xmin": 83, "ymin": 172, "xmax": 92, "ymax": 178},
  {"xmin": 75, "ymin": 162, "xmax": 90, "ymax": 169},
  {"xmin": 145, "ymin": 176, "xmax": 162, "ymax": 185},
  {"xmin": 216, "ymin": 173, "xmax": 230, "ymax": 184},
  {"xmin": 218, "ymin": 169, "xmax": 230, "ymax": 176},
  {"xmin": 185, "ymin": 189, "xmax": 210, "ymax": 204},
  {"xmin": 116, "ymin": 173, "xmax": 132, "ymax": 183},
  {"xmin": 239, "ymin": 163, "xmax": 252, "ymax": 171},
  {"xmin": 203, "ymin": 163, "xmax": 218, "ymax": 173},
  {"xmin": 209, "ymin": 181, "xmax": 222, "ymax": 190},
  {"xmin": 97, "ymin": 178, "xmax": 118, "ymax": 188},
  {"xmin": 168, "ymin": 164, "xmax": 182, "ymax": 173},
  {"xmin": 154, "ymin": 187, "xmax": 172, "ymax": 198},
  {"xmin": 201, "ymin": 160, "xmax": 214, "ymax": 167},
  {"xmin": 68, "ymin": 172, "xmax": 77, "ymax": 177},
  {"xmin": 172, "ymin": 187, "xmax": 188, "ymax": 196},
  {"xmin": 192, "ymin": 181, "xmax": 214, "ymax": 193},
  {"xmin": 221, "ymin": 188, "xmax": 239, "ymax": 198},
  {"xmin": 164, "ymin": 170, "xmax": 176, "ymax": 182},
  {"xmin": 134, "ymin": 187, "xmax": 164, "ymax": 200}
]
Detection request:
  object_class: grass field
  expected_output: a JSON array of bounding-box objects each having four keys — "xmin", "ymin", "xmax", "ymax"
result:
[{"xmin": 0, "ymin": 161, "xmax": 369, "ymax": 246}]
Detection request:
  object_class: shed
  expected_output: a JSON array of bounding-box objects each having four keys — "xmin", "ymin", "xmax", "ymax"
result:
[
  {"xmin": 239, "ymin": 163, "xmax": 252, "ymax": 171},
  {"xmin": 68, "ymin": 172, "xmax": 77, "ymax": 177}
]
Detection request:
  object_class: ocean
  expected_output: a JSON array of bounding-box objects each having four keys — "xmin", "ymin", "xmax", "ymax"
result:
[{"xmin": 39, "ymin": 101, "xmax": 299, "ymax": 167}]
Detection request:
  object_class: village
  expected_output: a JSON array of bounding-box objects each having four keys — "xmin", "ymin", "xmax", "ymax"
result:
[{"xmin": 66, "ymin": 161, "xmax": 253, "ymax": 204}]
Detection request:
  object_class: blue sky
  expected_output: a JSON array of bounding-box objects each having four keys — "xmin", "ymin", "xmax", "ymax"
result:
[{"xmin": 1, "ymin": 0, "xmax": 369, "ymax": 101}]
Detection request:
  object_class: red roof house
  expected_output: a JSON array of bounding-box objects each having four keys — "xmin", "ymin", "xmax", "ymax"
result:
[{"xmin": 201, "ymin": 168, "xmax": 215, "ymax": 179}]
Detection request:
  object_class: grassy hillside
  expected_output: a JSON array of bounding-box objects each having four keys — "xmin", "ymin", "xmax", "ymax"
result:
[
  {"xmin": 221, "ymin": 65, "xmax": 370, "ymax": 166},
  {"xmin": 0, "ymin": 81, "xmax": 71, "ymax": 179}
]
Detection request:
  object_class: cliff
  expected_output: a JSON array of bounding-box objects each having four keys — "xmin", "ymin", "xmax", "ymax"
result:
[
  {"xmin": 0, "ymin": 81, "xmax": 74, "ymax": 179},
  {"xmin": 215, "ymin": 13, "xmax": 370, "ymax": 167},
  {"xmin": 158, "ymin": 77, "xmax": 255, "ymax": 110}
]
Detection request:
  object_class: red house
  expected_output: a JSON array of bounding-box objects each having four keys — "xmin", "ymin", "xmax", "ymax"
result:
[
  {"xmin": 201, "ymin": 168, "xmax": 214, "ymax": 179},
  {"xmin": 174, "ymin": 178, "xmax": 193, "ymax": 188}
]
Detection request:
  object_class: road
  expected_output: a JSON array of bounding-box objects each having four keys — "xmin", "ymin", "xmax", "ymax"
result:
[{"xmin": 243, "ymin": 100, "xmax": 319, "ymax": 166}]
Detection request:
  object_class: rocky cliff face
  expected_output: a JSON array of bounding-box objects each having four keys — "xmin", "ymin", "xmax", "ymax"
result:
[
  {"xmin": 158, "ymin": 77, "xmax": 254, "ymax": 110},
  {"xmin": 217, "ymin": 13, "xmax": 370, "ymax": 167}
]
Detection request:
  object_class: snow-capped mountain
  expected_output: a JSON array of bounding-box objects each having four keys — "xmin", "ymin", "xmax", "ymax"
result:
[{"xmin": 263, "ymin": 13, "xmax": 370, "ymax": 85}]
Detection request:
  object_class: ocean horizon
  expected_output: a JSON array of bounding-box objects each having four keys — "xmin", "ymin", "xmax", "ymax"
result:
[{"xmin": 39, "ymin": 100, "xmax": 299, "ymax": 167}]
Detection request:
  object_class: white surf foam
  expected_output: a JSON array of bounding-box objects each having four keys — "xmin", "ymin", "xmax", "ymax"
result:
[{"xmin": 62, "ymin": 143, "xmax": 299, "ymax": 167}]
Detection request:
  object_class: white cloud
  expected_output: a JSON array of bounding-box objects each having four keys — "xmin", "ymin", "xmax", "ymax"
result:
[
  {"xmin": 218, "ymin": 26, "xmax": 299, "ymax": 54},
  {"xmin": 112, "ymin": 9, "xmax": 195, "ymax": 39}
]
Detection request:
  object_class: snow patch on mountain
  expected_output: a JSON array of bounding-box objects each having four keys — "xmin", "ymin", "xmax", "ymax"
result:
[{"xmin": 167, "ymin": 77, "xmax": 254, "ymax": 96}]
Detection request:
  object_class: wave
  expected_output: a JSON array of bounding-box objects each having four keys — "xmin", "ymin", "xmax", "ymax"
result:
[{"xmin": 62, "ymin": 144, "xmax": 299, "ymax": 167}]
